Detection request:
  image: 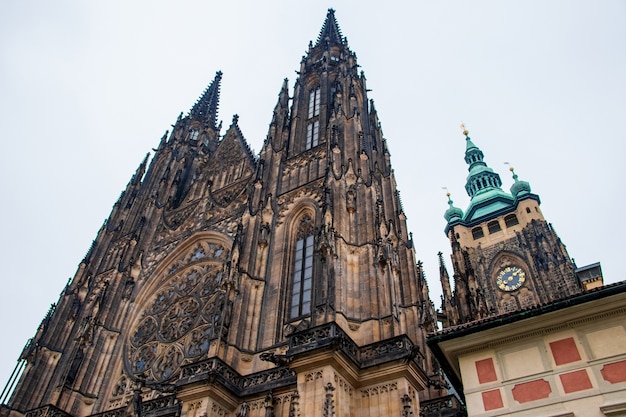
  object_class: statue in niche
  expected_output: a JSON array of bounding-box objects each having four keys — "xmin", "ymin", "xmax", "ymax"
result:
[
  {"xmin": 264, "ymin": 391, "xmax": 275, "ymax": 417},
  {"xmin": 346, "ymin": 187, "xmax": 356, "ymax": 213},
  {"xmin": 317, "ymin": 223, "xmax": 336, "ymax": 261},
  {"xmin": 331, "ymin": 81, "xmax": 342, "ymax": 112},
  {"xmin": 65, "ymin": 348, "xmax": 84, "ymax": 387},
  {"xmin": 70, "ymin": 296, "xmax": 81, "ymax": 320},
  {"xmin": 236, "ymin": 401, "xmax": 250, "ymax": 417},
  {"xmin": 258, "ymin": 223, "xmax": 270, "ymax": 248},
  {"xmin": 113, "ymin": 376, "xmax": 127, "ymax": 396},
  {"xmin": 123, "ymin": 276, "xmax": 135, "ymax": 300}
]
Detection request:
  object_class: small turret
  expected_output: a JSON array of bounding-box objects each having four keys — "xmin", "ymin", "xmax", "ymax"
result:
[
  {"xmin": 443, "ymin": 192, "xmax": 463, "ymax": 223},
  {"xmin": 509, "ymin": 166, "xmax": 532, "ymax": 197}
]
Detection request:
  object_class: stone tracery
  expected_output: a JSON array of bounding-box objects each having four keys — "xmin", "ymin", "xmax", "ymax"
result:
[{"xmin": 126, "ymin": 240, "xmax": 230, "ymax": 383}]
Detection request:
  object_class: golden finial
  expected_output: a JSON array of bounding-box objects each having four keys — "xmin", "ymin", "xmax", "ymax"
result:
[
  {"xmin": 460, "ymin": 122, "xmax": 469, "ymax": 137},
  {"xmin": 442, "ymin": 187, "xmax": 450, "ymax": 198},
  {"xmin": 504, "ymin": 162, "xmax": 514, "ymax": 172}
]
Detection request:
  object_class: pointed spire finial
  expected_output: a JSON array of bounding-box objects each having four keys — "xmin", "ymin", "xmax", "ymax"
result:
[
  {"xmin": 506, "ymin": 162, "xmax": 532, "ymax": 197},
  {"xmin": 315, "ymin": 8, "xmax": 344, "ymax": 48},
  {"xmin": 505, "ymin": 162, "xmax": 518, "ymax": 180},
  {"xmin": 460, "ymin": 122, "xmax": 469, "ymax": 137},
  {"xmin": 443, "ymin": 187, "xmax": 464, "ymax": 222},
  {"xmin": 189, "ymin": 71, "xmax": 222, "ymax": 129},
  {"xmin": 442, "ymin": 187, "xmax": 452, "ymax": 205},
  {"xmin": 437, "ymin": 251, "xmax": 446, "ymax": 268}
]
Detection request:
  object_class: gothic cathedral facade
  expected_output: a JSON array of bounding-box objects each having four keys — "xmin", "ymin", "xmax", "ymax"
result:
[{"xmin": 1, "ymin": 10, "xmax": 461, "ymax": 417}]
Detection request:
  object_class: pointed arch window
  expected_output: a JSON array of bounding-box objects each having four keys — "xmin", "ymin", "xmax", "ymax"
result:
[
  {"xmin": 290, "ymin": 216, "xmax": 315, "ymax": 319},
  {"xmin": 308, "ymin": 87, "xmax": 321, "ymax": 118},
  {"xmin": 305, "ymin": 87, "xmax": 321, "ymax": 150},
  {"xmin": 189, "ymin": 128, "xmax": 199, "ymax": 141}
]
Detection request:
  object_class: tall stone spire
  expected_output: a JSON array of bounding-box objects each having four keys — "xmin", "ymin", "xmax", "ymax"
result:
[
  {"xmin": 189, "ymin": 70, "xmax": 222, "ymax": 129},
  {"xmin": 315, "ymin": 8, "xmax": 344, "ymax": 47}
]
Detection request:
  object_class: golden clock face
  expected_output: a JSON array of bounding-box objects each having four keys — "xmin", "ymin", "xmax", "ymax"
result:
[{"xmin": 496, "ymin": 266, "xmax": 526, "ymax": 291}]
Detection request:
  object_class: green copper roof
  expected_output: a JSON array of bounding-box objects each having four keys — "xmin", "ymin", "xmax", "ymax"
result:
[
  {"xmin": 463, "ymin": 188, "xmax": 514, "ymax": 222},
  {"xmin": 444, "ymin": 131, "xmax": 539, "ymax": 234},
  {"xmin": 444, "ymin": 194, "xmax": 464, "ymax": 222},
  {"xmin": 510, "ymin": 168, "xmax": 532, "ymax": 197},
  {"xmin": 465, "ymin": 137, "xmax": 479, "ymax": 151},
  {"xmin": 463, "ymin": 135, "xmax": 503, "ymax": 198}
]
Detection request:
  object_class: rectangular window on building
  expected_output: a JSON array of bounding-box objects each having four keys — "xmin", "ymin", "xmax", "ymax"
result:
[
  {"xmin": 308, "ymin": 87, "xmax": 320, "ymax": 119},
  {"xmin": 488, "ymin": 220, "xmax": 502, "ymax": 234},
  {"xmin": 291, "ymin": 234, "xmax": 314, "ymax": 318},
  {"xmin": 306, "ymin": 120, "xmax": 319, "ymax": 149},
  {"xmin": 472, "ymin": 227, "xmax": 485, "ymax": 239},
  {"xmin": 504, "ymin": 214, "xmax": 519, "ymax": 227}
]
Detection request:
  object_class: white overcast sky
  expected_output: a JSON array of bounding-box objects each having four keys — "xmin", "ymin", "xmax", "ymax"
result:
[{"xmin": 0, "ymin": 1, "xmax": 624, "ymax": 390}]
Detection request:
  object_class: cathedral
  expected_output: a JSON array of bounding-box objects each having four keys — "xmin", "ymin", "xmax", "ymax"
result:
[{"xmin": 2, "ymin": 8, "xmax": 625, "ymax": 417}]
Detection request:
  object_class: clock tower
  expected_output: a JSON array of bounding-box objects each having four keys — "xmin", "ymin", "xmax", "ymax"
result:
[{"xmin": 439, "ymin": 128, "xmax": 583, "ymax": 327}]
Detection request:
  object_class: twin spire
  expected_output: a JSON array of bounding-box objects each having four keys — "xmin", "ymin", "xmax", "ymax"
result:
[
  {"xmin": 186, "ymin": 9, "xmax": 347, "ymax": 136},
  {"xmin": 189, "ymin": 70, "xmax": 222, "ymax": 130}
]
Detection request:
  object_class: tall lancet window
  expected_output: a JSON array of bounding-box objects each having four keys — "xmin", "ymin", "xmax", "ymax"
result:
[
  {"xmin": 308, "ymin": 87, "xmax": 320, "ymax": 118},
  {"xmin": 306, "ymin": 87, "xmax": 321, "ymax": 149},
  {"xmin": 306, "ymin": 121, "xmax": 319, "ymax": 149},
  {"xmin": 188, "ymin": 128, "xmax": 199, "ymax": 141},
  {"xmin": 290, "ymin": 216, "xmax": 315, "ymax": 318}
]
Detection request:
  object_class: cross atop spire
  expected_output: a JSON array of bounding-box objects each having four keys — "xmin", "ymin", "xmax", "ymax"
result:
[
  {"xmin": 189, "ymin": 71, "xmax": 222, "ymax": 129},
  {"xmin": 315, "ymin": 9, "xmax": 344, "ymax": 48}
]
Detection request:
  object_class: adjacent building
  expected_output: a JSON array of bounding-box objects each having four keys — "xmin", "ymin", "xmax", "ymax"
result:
[{"xmin": 428, "ymin": 128, "xmax": 626, "ymax": 416}]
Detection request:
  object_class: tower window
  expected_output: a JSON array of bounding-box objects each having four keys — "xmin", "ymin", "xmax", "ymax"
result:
[
  {"xmin": 188, "ymin": 128, "xmax": 199, "ymax": 141},
  {"xmin": 504, "ymin": 214, "xmax": 519, "ymax": 227},
  {"xmin": 472, "ymin": 227, "xmax": 484, "ymax": 240},
  {"xmin": 308, "ymin": 87, "xmax": 320, "ymax": 119},
  {"xmin": 291, "ymin": 234, "xmax": 314, "ymax": 318},
  {"xmin": 488, "ymin": 220, "xmax": 502, "ymax": 234},
  {"xmin": 290, "ymin": 216, "xmax": 315, "ymax": 319},
  {"xmin": 306, "ymin": 120, "xmax": 320, "ymax": 149},
  {"xmin": 526, "ymin": 207, "xmax": 531, "ymax": 214}
]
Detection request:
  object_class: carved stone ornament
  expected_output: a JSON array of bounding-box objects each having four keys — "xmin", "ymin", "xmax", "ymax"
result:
[{"xmin": 125, "ymin": 241, "xmax": 230, "ymax": 383}]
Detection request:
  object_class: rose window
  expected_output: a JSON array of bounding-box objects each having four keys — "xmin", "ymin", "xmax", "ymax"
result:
[{"xmin": 126, "ymin": 242, "xmax": 230, "ymax": 383}]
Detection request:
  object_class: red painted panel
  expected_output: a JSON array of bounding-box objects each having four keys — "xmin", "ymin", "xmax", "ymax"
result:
[
  {"xmin": 549, "ymin": 337, "xmax": 581, "ymax": 365},
  {"xmin": 560, "ymin": 370, "xmax": 592, "ymax": 393},
  {"xmin": 476, "ymin": 358, "xmax": 497, "ymax": 384},
  {"xmin": 601, "ymin": 360, "xmax": 626, "ymax": 384},
  {"xmin": 482, "ymin": 389, "xmax": 504, "ymax": 411},
  {"xmin": 512, "ymin": 379, "xmax": 551, "ymax": 403}
]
